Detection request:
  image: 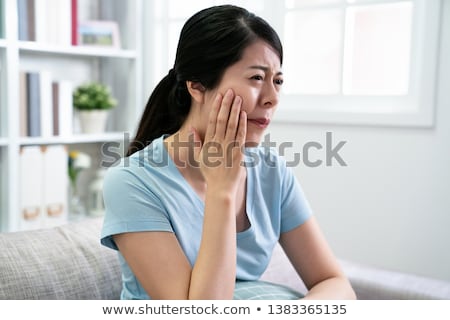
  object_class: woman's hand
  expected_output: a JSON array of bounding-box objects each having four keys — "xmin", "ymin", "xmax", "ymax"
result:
[{"xmin": 191, "ymin": 89, "xmax": 247, "ymax": 197}]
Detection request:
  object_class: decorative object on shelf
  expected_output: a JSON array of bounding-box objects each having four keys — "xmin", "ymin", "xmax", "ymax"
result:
[
  {"xmin": 78, "ymin": 20, "xmax": 121, "ymax": 49},
  {"xmin": 73, "ymin": 82, "xmax": 117, "ymax": 134},
  {"xmin": 87, "ymin": 169, "xmax": 106, "ymax": 217},
  {"xmin": 68, "ymin": 150, "xmax": 91, "ymax": 221}
]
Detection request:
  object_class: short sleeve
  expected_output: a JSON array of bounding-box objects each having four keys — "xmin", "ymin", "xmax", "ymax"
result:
[
  {"xmin": 280, "ymin": 165, "xmax": 313, "ymax": 233},
  {"xmin": 100, "ymin": 165, "xmax": 173, "ymax": 250}
]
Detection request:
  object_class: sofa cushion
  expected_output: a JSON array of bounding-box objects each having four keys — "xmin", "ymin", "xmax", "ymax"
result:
[
  {"xmin": 0, "ymin": 218, "xmax": 121, "ymax": 299},
  {"xmin": 234, "ymin": 280, "xmax": 303, "ymax": 300}
]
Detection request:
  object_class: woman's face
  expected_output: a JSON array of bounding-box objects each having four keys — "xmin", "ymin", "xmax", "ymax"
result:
[{"xmin": 202, "ymin": 40, "xmax": 283, "ymax": 145}]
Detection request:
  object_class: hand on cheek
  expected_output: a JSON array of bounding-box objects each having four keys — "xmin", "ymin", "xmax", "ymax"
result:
[{"xmin": 191, "ymin": 89, "xmax": 247, "ymax": 194}]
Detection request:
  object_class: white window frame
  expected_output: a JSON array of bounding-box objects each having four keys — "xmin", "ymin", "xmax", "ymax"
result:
[
  {"xmin": 145, "ymin": 0, "xmax": 442, "ymax": 128},
  {"xmin": 272, "ymin": 0, "xmax": 442, "ymax": 128}
]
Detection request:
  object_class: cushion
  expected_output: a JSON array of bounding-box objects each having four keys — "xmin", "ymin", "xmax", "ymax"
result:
[
  {"xmin": 0, "ymin": 217, "xmax": 122, "ymax": 299},
  {"xmin": 233, "ymin": 280, "xmax": 303, "ymax": 300}
]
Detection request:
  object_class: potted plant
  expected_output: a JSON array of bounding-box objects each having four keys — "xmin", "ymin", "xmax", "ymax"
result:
[{"xmin": 73, "ymin": 82, "xmax": 117, "ymax": 134}]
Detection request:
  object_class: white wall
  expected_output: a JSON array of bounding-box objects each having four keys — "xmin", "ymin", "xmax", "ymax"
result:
[{"xmin": 269, "ymin": 1, "xmax": 450, "ymax": 281}]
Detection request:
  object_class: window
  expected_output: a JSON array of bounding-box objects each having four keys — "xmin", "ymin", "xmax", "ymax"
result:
[
  {"xmin": 145, "ymin": 0, "xmax": 442, "ymax": 128},
  {"xmin": 277, "ymin": 0, "xmax": 442, "ymax": 127}
]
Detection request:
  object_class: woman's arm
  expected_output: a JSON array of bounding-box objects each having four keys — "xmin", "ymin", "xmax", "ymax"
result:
[
  {"xmin": 113, "ymin": 191, "xmax": 237, "ymax": 299},
  {"xmin": 279, "ymin": 217, "xmax": 356, "ymax": 300},
  {"xmin": 114, "ymin": 90, "xmax": 246, "ymax": 299}
]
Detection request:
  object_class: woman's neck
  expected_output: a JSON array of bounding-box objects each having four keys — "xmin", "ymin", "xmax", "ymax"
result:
[{"xmin": 165, "ymin": 129, "xmax": 207, "ymax": 196}]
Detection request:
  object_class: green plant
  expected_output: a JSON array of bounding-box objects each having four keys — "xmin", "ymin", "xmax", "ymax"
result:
[{"xmin": 72, "ymin": 82, "xmax": 117, "ymax": 110}]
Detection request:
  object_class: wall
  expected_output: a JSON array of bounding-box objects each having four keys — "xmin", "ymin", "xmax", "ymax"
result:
[{"xmin": 269, "ymin": 1, "xmax": 450, "ymax": 281}]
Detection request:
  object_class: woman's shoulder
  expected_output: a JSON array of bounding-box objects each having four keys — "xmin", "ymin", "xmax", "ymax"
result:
[{"xmin": 103, "ymin": 136, "xmax": 169, "ymax": 184}]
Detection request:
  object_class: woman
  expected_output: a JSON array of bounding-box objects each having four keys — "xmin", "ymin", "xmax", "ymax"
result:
[{"xmin": 101, "ymin": 5, "xmax": 356, "ymax": 300}]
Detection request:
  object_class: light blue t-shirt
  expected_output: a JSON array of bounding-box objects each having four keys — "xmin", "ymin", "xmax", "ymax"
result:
[{"xmin": 100, "ymin": 135, "xmax": 312, "ymax": 299}]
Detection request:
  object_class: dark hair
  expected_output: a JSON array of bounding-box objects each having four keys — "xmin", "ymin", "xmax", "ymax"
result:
[{"xmin": 127, "ymin": 5, "xmax": 283, "ymax": 156}]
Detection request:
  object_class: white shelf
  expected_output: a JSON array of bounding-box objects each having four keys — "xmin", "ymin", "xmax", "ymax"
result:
[
  {"xmin": 18, "ymin": 133, "xmax": 127, "ymax": 145},
  {"xmin": 0, "ymin": 0, "xmax": 144, "ymax": 232},
  {"xmin": 18, "ymin": 42, "xmax": 137, "ymax": 59}
]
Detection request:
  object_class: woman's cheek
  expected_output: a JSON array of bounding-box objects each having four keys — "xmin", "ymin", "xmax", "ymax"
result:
[{"xmin": 235, "ymin": 88, "xmax": 258, "ymax": 114}]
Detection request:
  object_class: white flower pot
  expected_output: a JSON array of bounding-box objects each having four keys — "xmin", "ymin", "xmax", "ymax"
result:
[{"xmin": 78, "ymin": 110, "xmax": 110, "ymax": 134}]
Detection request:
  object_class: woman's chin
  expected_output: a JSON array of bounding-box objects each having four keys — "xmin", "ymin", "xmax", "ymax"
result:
[{"xmin": 244, "ymin": 134, "xmax": 263, "ymax": 147}]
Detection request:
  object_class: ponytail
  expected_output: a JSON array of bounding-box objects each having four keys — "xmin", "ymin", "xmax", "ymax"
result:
[{"xmin": 126, "ymin": 68, "xmax": 190, "ymax": 156}]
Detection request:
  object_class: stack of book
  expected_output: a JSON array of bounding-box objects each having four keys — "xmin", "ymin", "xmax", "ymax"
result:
[
  {"xmin": 17, "ymin": 0, "xmax": 78, "ymax": 45},
  {"xmin": 19, "ymin": 70, "xmax": 73, "ymax": 138}
]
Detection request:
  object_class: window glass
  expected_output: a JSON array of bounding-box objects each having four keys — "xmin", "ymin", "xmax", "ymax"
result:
[
  {"xmin": 343, "ymin": 2, "xmax": 413, "ymax": 95},
  {"xmin": 283, "ymin": 9, "xmax": 343, "ymax": 94}
]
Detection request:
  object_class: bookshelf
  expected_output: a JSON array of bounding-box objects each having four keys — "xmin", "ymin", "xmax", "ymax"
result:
[{"xmin": 0, "ymin": 0, "xmax": 144, "ymax": 232}]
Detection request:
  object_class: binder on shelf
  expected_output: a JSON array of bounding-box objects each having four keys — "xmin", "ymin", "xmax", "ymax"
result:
[
  {"xmin": 19, "ymin": 145, "xmax": 69, "ymax": 230},
  {"xmin": 19, "ymin": 146, "xmax": 44, "ymax": 231},
  {"xmin": 42, "ymin": 145, "xmax": 69, "ymax": 228}
]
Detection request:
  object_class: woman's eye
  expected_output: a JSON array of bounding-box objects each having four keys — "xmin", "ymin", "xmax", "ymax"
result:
[{"xmin": 251, "ymin": 75, "xmax": 264, "ymax": 81}]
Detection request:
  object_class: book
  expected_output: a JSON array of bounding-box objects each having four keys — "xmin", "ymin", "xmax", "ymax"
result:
[
  {"xmin": 27, "ymin": 0, "xmax": 36, "ymax": 41},
  {"xmin": 19, "ymin": 71, "xmax": 29, "ymax": 137},
  {"xmin": 58, "ymin": 0, "xmax": 72, "ymax": 46},
  {"xmin": 52, "ymin": 82, "xmax": 60, "ymax": 136},
  {"xmin": 26, "ymin": 72, "xmax": 41, "ymax": 137},
  {"xmin": 34, "ymin": 0, "xmax": 47, "ymax": 43},
  {"xmin": 17, "ymin": 0, "xmax": 29, "ymax": 40},
  {"xmin": 0, "ymin": 0, "xmax": 4, "ymax": 38},
  {"xmin": 39, "ymin": 70, "xmax": 53, "ymax": 137},
  {"xmin": 71, "ymin": 0, "xmax": 78, "ymax": 45},
  {"xmin": 57, "ymin": 80, "xmax": 74, "ymax": 136}
]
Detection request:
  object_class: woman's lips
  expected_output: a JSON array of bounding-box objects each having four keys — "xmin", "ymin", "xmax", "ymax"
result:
[{"xmin": 248, "ymin": 118, "xmax": 270, "ymax": 128}]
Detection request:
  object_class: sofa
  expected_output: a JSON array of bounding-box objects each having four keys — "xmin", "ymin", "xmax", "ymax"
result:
[{"xmin": 1, "ymin": 217, "xmax": 449, "ymax": 300}]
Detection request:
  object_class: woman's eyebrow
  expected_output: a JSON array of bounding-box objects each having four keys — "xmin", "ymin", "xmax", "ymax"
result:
[{"xmin": 248, "ymin": 65, "xmax": 283, "ymax": 76}]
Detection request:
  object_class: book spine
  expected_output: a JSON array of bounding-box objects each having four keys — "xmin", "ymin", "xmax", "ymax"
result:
[
  {"xmin": 52, "ymin": 82, "xmax": 60, "ymax": 136},
  {"xmin": 71, "ymin": 0, "xmax": 78, "ymax": 45},
  {"xmin": 39, "ymin": 70, "xmax": 53, "ymax": 138},
  {"xmin": 17, "ymin": 0, "xmax": 29, "ymax": 40},
  {"xmin": 19, "ymin": 71, "xmax": 29, "ymax": 137},
  {"xmin": 26, "ymin": 72, "xmax": 41, "ymax": 137},
  {"xmin": 58, "ymin": 80, "xmax": 73, "ymax": 137}
]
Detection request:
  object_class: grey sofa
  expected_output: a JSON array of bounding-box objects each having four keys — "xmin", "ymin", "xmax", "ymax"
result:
[{"xmin": 1, "ymin": 217, "xmax": 449, "ymax": 300}]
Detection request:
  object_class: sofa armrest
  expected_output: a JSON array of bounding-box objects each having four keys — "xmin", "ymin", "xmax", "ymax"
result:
[
  {"xmin": 262, "ymin": 244, "xmax": 450, "ymax": 300},
  {"xmin": 339, "ymin": 259, "xmax": 450, "ymax": 300}
]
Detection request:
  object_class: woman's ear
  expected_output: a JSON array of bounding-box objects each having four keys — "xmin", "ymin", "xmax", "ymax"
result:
[{"xmin": 186, "ymin": 81, "xmax": 206, "ymax": 103}]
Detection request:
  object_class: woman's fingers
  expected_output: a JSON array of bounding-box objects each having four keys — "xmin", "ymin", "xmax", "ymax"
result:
[
  {"xmin": 214, "ymin": 89, "xmax": 235, "ymax": 140},
  {"xmin": 204, "ymin": 93, "xmax": 222, "ymax": 141},
  {"xmin": 225, "ymin": 95, "xmax": 242, "ymax": 142}
]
